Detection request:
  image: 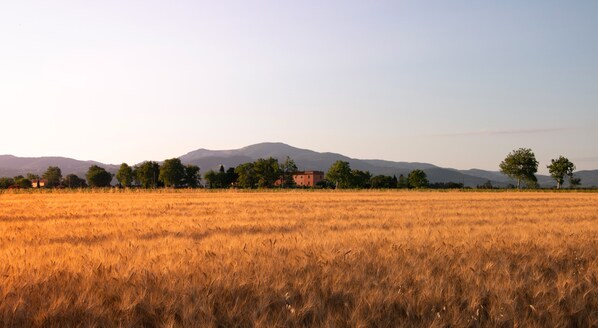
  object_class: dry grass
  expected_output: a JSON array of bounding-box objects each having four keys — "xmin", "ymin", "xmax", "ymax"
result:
[{"xmin": 0, "ymin": 190, "xmax": 597, "ymax": 327}]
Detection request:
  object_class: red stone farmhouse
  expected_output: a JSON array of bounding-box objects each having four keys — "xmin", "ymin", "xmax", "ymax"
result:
[{"xmin": 276, "ymin": 171, "xmax": 325, "ymax": 187}]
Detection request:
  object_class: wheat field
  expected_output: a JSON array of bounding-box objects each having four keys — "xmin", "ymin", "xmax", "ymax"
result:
[{"xmin": 0, "ymin": 190, "xmax": 597, "ymax": 327}]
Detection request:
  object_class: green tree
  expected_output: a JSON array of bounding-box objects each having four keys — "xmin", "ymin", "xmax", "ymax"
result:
[
  {"xmin": 183, "ymin": 165, "xmax": 201, "ymax": 188},
  {"xmin": 235, "ymin": 163, "xmax": 257, "ymax": 189},
  {"xmin": 204, "ymin": 170, "xmax": 218, "ymax": 188},
  {"xmin": 216, "ymin": 165, "xmax": 228, "ymax": 187},
  {"xmin": 115, "ymin": 163, "xmax": 134, "ymax": 187},
  {"xmin": 0, "ymin": 177, "xmax": 15, "ymax": 188},
  {"xmin": 570, "ymin": 177, "xmax": 582, "ymax": 189},
  {"xmin": 351, "ymin": 169, "xmax": 372, "ymax": 188},
  {"xmin": 408, "ymin": 169, "xmax": 429, "ymax": 188},
  {"xmin": 397, "ymin": 174, "xmax": 409, "ymax": 188},
  {"xmin": 225, "ymin": 167, "xmax": 238, "ymax": 187},
  {"xmin": 326, "ymin": 161, "xmax": 352, "ymax": 189},
  {"xmin": 159, "ymin": 158, "xmax": 186, "ymax": 188},
  {"xmin": 370, "ymin": 175, "xmax": 394, "ymax": 188},
  {"xmin": 499, "ymin": 148, "xmax": 539, "ymax": 189},
  {"xmin": 62, "ymin": 174, "xmax": 87, "ymax": 188},
  {"xmin": 547, "ymin": 156, "xmax": 575, "ymax": 189},
  {"xmin": 279, "ymin": 156, "xmax": 298, "ymax": 188},
  {"xmin": 134, "ymin": 161, "xmax": 160, "ymax": 188},
  {"xmin": 13, "ymin": 177, "xmax": 32, "ymax": 189},
  {"xmin": 42, "ymin": 166, "xmax": 62, "ymax": 188},
  {"xmin": 86, "ymin": 165, "xmax": 113, "ymax": 187},
  {"xmin": 254, "ymin": 157, "xmax": 280, "ymax": 188}
]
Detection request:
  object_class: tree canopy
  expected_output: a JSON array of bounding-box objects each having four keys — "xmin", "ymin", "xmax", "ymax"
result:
[
  {"xmin": 183, "ymin": 165, "xmax": 201, "ymax": 188},
  {"xmin": 135, "ymin": 161, "xmax": 160, "ymax": 188},
  {"xmin": 159, "ymin": 158, "xmax": 186, "ymax": 188},
  {"xmin": 547, "ymin": 156, "xmax": 576, "ymax": 189},
  {"xmin": 116, "ymin": 163, "xmax": 134, "ymax": 187},
  {"xmin": 42, "ymin": 166, "xmax": 62, "ymax": 188},
  {"xmin": 326, "ymin": 161, "xmax": 352, "ymax": 189},
  {"xmin": 254, "ymin": 157, "xmax": 280, "ymax": 188},
  {"xmin": 408, "ymin": 169, "xmax": 429, "ymax": 188},
  {"xmin": 235, "ymin": 163, "xmax": 257, "ymax": 189},
  {"xmin": 499, "ymin": 148, "xmax": 538, "ymax": 189},
  {"xmin": 86, "ymin": 165, "xmax": 113, "ymax": 187},
  {"xmin": 279, "ymin": 156, "xmax": 298, "ymax": 188}
]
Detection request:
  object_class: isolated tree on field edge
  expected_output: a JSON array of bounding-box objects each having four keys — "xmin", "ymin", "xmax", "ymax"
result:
[
  {"xmin": 499, "ymin": 148, "xmax": 538, "ymax": 189},
  {"xmin": 547, "ymin": 156, "xmax": 575, "ymax": 189}
]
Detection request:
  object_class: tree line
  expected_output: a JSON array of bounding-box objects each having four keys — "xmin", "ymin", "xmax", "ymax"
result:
[
  {"xmin": 0, "ymin": 148, "xmax": 583, "ymax": 190},
  {"xmin": 0, "ymin": 156, "xmax": 430, "ymax": 190}
]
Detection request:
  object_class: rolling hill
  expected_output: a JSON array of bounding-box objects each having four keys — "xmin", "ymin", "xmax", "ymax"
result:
[{"xmin": 0, "ymin": 155, "xmax": 118, "ymax": 179}]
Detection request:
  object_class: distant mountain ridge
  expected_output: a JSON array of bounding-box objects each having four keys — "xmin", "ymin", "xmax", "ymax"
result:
[
  {"xmin": 2, "ymin": 142, "xmax": 597, "ymax": 188},
  {"xmin": 0, "ymin": 155, "xmax": 119, "ymax": 179},
  {"xmin": 179, "ymin": 142, "xmax": 596, "ymax": 188}
]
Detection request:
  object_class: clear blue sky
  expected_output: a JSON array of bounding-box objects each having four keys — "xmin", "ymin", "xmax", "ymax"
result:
[{"xmin": 1, "ymin": 1, "xmax": 597, "ymax": 173}]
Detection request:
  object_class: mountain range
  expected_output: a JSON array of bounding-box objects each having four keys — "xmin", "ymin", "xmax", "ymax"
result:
[{"xmin": 2, "ymin": 142, "xmax": 597, "ymax": 188}]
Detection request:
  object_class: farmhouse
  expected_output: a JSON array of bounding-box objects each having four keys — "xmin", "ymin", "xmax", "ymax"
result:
[
  {"xmin": 292, "ymin": 171, "xmax": 325, "ymax": 187},
  {"xmin": 31, "ymin": 179, "xmax": 47, "ymax": 188}
]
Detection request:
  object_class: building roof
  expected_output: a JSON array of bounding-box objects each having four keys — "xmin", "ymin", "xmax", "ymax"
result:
[{"xmin": 293, "ymin": 171, "xmax": 324, "ymax": 175}]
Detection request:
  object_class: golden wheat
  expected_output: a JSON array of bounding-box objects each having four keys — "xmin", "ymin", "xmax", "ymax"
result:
[{"xmin": 0, "ymin": 190, "xmax": 597, "ymax": 327}]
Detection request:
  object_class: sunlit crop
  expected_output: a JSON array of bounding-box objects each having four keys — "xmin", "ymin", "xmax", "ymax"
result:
[{"xmin": 0, "ymin": 190, "xmax": 596, "ymax": 327}]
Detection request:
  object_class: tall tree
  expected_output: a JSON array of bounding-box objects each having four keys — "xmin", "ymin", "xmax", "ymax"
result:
[
  {"xmin": 225, "ymin": 167, "xmax": 238, "ymax": 187},
  {"xmin": 279, "ymin": 156, "xmax": 298, "ymax": 188},
  {"xmin": 86, "ymin": 165, "xmax": 113, "ymax": 187},
  {"xmin": 397, "ymin": 174, "xmax": 409, "ymax": 189},
  {"xmin": 116, "ymin": 163, "xmax": 134, "ymax": 187},
  {"xmin": 42, "ymin": 166, "xmax": 62, "ymax": 188},
  {"xmin": 235, "ymin": 163, "xmax": 257, "ymax": 189},
  {"xmin": 183, "ymin": 165, "xmax": 201, "ymax": 188},
  {"xmin": 547, "ymin": 156, "xmax": 575, "ymax": 189},
  {"xmin": 217, "ymin": 165, "xmax": 228, "ymax": 187},
  {"xmin": 254, "ymin": 157, "xmax": 280, "ymax": 188},
  {"xmin": 204, "ymin": 170, "xmax": 218, "ymax": 188},
  {"xmin": 326, "ymin": 161, "xmax": 352, "ymax": 189},
  {"xmin": 499, "ymin": 148, "xmax": 539, "ymax": 189},
  {"xmin": 408, "ymin": 169, "xmax": 429, "ymax": 188},
  {"xmin": 159, "ymin": 158, "xmax": 186, "ymax": 188},
  {"xmin": 134, "ymin": 161, "xmax": 161, "ymax": 188}
]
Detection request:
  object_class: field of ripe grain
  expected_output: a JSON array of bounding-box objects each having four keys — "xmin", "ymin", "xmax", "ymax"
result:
[{"xmin": 0, "ymin": 190, "xmax": 597, "ymax": 327}]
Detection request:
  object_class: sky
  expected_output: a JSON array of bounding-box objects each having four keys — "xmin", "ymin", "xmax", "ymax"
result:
[{"xmin": 1, "ymin": 1, "xmax": 597, "ymax": 173}]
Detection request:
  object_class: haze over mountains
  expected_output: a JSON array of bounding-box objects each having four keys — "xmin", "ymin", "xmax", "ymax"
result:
[{"xmin": 1, "ymin": 142, "xmax": 597, "ymax": 188}]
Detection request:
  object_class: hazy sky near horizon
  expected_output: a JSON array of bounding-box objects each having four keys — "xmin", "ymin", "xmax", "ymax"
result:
[{"xmin": 1, "ymin": 1, "xmax": 597, "ymax": 173}]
